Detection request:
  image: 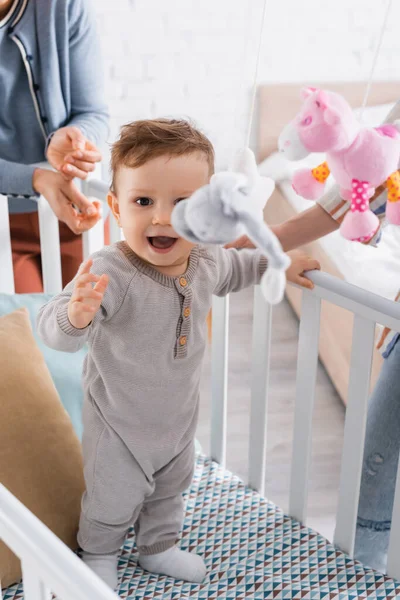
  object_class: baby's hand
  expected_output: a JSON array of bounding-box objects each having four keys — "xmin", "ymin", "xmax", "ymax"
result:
[
  {"xmin": 67, "ymin": 259, "xmax": 109, "ymax": 329},
  {"xmin": 286, "ymin": 250, "xmax": 320, "ymax": 290}
]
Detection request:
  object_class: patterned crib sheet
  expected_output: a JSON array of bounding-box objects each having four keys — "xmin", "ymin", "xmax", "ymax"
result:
[{"xmin": 4, "ymin": 455, "xmax": 400, "ymax": 599}]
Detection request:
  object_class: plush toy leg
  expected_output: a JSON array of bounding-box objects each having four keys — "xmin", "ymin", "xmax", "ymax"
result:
[
  {"xmin": 340, "ymin": 179, "xmax": 379, "ymax": 242},
  {"xmin": 292, "ymin": 161, "xmax": 330, "ymax": 201},
  {"xmin": 238, "ymin": 210, "xmax": 291, "ymax": 304},
  {"xmin": 385, "ymin": 171, "xmax": 400, "ymax": 225}
]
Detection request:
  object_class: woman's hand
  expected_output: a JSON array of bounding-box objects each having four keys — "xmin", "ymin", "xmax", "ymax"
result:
[
  {"xmin": 286, "ymin": 250, "xmax": 321, "ymax": 290},
  {"xmin": 33, "ymin": 169, "xmax": 101, "ymax": 235},
  {"xmin": 224, "ymin": 235, "xmax": 255, "ymax": 250},
  {"xmin": 67, "ymin": 259, "xmax": 109, "ymax": 329},
  {"xmin": 47, "ymin": 126, "xmax": 102, "ymax": 180}
]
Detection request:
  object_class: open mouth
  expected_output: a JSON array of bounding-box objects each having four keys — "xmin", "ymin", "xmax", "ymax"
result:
[{"xmin": 147, "ymin": 236, "xmax": 178, "ymax": 253}]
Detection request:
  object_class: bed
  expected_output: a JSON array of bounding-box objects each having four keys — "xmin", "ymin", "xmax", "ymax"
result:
[
  {"xmin": 2, "ymin": 163, "xmax": 400, "ymax": 599},
  {"xmin": 255, "ymin": 81, "xmax": 400, "ymax": 404}
]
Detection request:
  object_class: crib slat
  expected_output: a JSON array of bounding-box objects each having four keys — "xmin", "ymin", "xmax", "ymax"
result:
[
  {"xmin": 0, "ymin": 195, "xmax": 15, "ymax": 294},
  {"xmin": 86, "ymin": 166, "xmax": 123, "ymax": 243},
  {"xmin": 83, "ymin": 173, "xmax": 109, "ymax": 203},
  {"xmin": 82, "ymin": 218, "xmax": 105, "ymax": 259},
  {"xmin": 109, "ymin": 214, "xmax": 124, "ymax": 244},
  {"xmin": 0, "ymin": 483, "xmax": 118, "ymax": 600},
  {"xmin": 304, "ymin": 270, "xmax": 400, "ymax": 336},
  {"xmin": 384, "ymin": 440, "xmax": 400, "ymax": 579},
  {"xmin": 334, "ymin": 316, "xmax": 375, "ymax": 557},
  {"xmin": 22, "ymin": 563, "xmax": 51, "ymax": 600},
  {"xmin": 81, "ymin": 178, "xmax": 105, "ymax": 259},
  {"xmin": 37, "ymin": 196, "xmax": 62, "ymax": 294},
  {"xmin": 289, "ymin": 291, "xmax": 321, "ymax": 524},
  {"xmin": 248, "ymin": 286, "xmax": 272, "ymax": 494},
  {"xmin": 210, "ymin": 295, "xmax": 229, "ymax": 466}
]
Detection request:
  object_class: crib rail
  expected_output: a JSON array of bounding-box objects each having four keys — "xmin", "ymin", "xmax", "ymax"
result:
[
  {"xmin": 0, "ymin": 195, "xmax": 14, "ymax": 294},
  {"xmin": 0, "ymin": 484, "xmax": 118, "ymax": 599},
  {"xmin": 208, "ymin": 243, "xmax": 400, "ymax": 580},
  {"xmin": 292, "ymin": 274, "xmax": 400, "ymax": 570},
  {"xmin": 210, "ymin": 295, "xmax": 229, "ymax": 466},
  {"xmin": 250, "ymin": 271, "xmax": 400, "ymax": 580},
  {"xmin": 2, "ymin": 174, "xmax": 400, "ymax": 586},
  {"xmin": 0, "ymin": 173, "xmax": 121, "ymax": 296}
]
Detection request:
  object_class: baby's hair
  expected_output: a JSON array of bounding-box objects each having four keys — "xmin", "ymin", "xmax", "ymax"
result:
[{"xmin": 110, "ymin": 118, "xmax": 215, "ymax": 192}]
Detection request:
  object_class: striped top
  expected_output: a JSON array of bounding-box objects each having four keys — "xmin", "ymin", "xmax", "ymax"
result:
[{"xmin": 317, "ymin": 99, "xmax": 400, "ymax": 358}]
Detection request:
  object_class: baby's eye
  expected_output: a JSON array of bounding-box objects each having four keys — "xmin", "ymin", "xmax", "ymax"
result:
[
  {"xmin": 174, "ymin": 197, "xmax": 187, "ymax": 205},
  {"xmin": 135, "ymin": 197, "xmax": 153, "ymax": 206}
]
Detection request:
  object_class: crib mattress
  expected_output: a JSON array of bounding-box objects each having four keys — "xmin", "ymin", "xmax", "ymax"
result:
[{"xmin": 4, "ymin": 455, "xmax": 400, "ymax": 599}]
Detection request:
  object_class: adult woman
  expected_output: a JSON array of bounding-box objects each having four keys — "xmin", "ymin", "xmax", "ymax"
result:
[{"xmin": 0, "ymin": 0, "xmax": 109, "ymax": 291}]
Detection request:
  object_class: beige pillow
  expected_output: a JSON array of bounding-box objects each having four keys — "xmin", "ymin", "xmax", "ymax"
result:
[{"xmin": 0, "ymin": 308, "xmax": 85, "ymax": 589}]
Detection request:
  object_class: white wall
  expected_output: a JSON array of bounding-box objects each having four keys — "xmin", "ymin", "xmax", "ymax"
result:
[{"xmin": 94, "ymin": 0, "xmax": 400, "ymax": 170}]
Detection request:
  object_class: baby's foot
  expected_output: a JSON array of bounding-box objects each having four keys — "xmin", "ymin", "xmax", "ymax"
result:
[
  {"xmin": 139, "ymin": 546, "xmax": 206, "ymax": 583},
  {"xmin": 81, "ymin": 550, "xmax": 119, "ymax": 590}
]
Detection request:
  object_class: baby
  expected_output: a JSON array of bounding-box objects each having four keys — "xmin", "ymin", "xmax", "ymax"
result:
[{"xmin": 37, "ymin": 119, "xmax": 319, "ymax": 590}]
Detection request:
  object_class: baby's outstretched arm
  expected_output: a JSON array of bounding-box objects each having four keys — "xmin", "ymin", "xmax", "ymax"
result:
[
  {"xmin": 68, "ymin": 259, "xmax": 109, "ymax": 330},
  {"xmin": 37, "ymin": 253, "xmax": 127, "ymax": 353},
  {"xmin": 211, "ymin": 246, "xmax": 268, "ymax": 297}
]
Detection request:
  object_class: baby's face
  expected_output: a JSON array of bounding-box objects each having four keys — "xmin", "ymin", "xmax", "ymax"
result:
[{"xmin": 109, "ymin": 153, "xmax": 210, "ymax": 275}]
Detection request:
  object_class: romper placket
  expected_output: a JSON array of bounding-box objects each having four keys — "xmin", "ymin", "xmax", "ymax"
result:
[
  {"xmin": 117, "ymin": 241, "xmax": 200, "ymax": 360},
  {"xmin": 174, "ymin": 276, "xmax": 193, "ymax": 359}
]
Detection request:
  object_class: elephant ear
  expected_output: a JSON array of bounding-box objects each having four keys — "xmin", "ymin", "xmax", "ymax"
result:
[
  {"xmin": 232, "ymin": 147, "xmax": 259, "ymax": 187},
  {"xmin": 231, "ymin": 147, "xmax": 275, "ymax": 212},
  {"xmin": 171, "ymin": 199, "xmax": 204, "ymax": 244}
]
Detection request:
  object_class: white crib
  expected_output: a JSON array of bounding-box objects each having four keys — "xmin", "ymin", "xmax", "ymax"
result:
[{"xmin": 1, "ymin": 173, "xmax": 400, "ymax": 600}]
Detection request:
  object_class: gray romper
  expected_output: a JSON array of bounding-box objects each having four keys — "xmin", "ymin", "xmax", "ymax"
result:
[{"xmin": 37, "ymin": 241, "xmax": 267, "ymax": 555}]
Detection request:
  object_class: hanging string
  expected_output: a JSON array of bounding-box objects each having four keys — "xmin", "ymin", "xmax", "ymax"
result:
[
  {"xmin": 242, "ymin": 0, "xmax": 391, "ymax": 144},
  {"xmin": 244, "ymin": 0, "xmax": 268, "ymax": 148},
  {"xmin": 228, "ymin": 2, "xmax": 256, "ymax": 166},
  {"xmin": 359, "ymin": 0, "xmax": 393, "ymax": 122}
]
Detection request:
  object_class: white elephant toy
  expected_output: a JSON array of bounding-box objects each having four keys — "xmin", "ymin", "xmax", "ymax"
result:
[{"xmin": 171, "ymin": 148, "xmax": 291, "ymax": 304}]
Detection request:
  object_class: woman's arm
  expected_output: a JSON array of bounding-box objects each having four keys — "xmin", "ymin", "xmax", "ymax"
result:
[
  {"xmin": 0, "ymin": 158, "xmax": 38, "ymax": 197},
  {"xmin": 226, "ymin": 203, "xmax": 339, "ymax": 253},
  {"xmin": 46, "ymin": 0, "xmax": 109, "ymax": 180},
  {"xmin": 65, "ymin": 0, "xmax": 109, "ymax": 147},
  {"xmin": 272, "ymin": 203, "xmax": 339, "ymax": 252}
]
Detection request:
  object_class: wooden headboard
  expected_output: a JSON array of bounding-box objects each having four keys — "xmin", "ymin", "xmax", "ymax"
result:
[{"xmin": 256, "ymin": 81, "xmax": 400, "ymax": 163}]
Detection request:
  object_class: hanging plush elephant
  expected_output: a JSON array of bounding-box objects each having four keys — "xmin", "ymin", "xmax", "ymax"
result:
[{"xmin": 171, "ymin": 147, "xmax": 291, "ymax": 304}]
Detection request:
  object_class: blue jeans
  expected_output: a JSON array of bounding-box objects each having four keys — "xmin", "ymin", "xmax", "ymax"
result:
[{"xmin": 354, "ymin": 336, "xmax": 400, "ymax": 573}]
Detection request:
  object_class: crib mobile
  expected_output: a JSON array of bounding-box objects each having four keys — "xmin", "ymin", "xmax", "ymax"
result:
[
  {"xmin": 172, "ymin": 147, "xmax": 291, "ymax": 305},
  {"xmin": 173, "ymin": 0, "xmax": 397, "ymax": 304},
  {"xmin": 279, "ymin": 88, "xmax": 400, "ymax": 244},
  {"xmin": 278, "ymin": 2, "xmax": 398, "ymax": 245},
  {"xmin": 171, "ymin": 2, "xmax": 291, "ymax": 305}
]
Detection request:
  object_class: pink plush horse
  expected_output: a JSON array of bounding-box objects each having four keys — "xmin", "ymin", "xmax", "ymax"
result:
[{"xmin": 278, "ymin": 87, "xmax": 400, "ymax": 242}]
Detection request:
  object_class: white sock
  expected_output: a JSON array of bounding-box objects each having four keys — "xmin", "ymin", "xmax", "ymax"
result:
[
  {"xmin": 81, "ymin": 550, "xmax": 119, "ymax": 590},
  {"xmin": 139, "ymin": 546, "xmax": 206, "ymax": 583}
]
